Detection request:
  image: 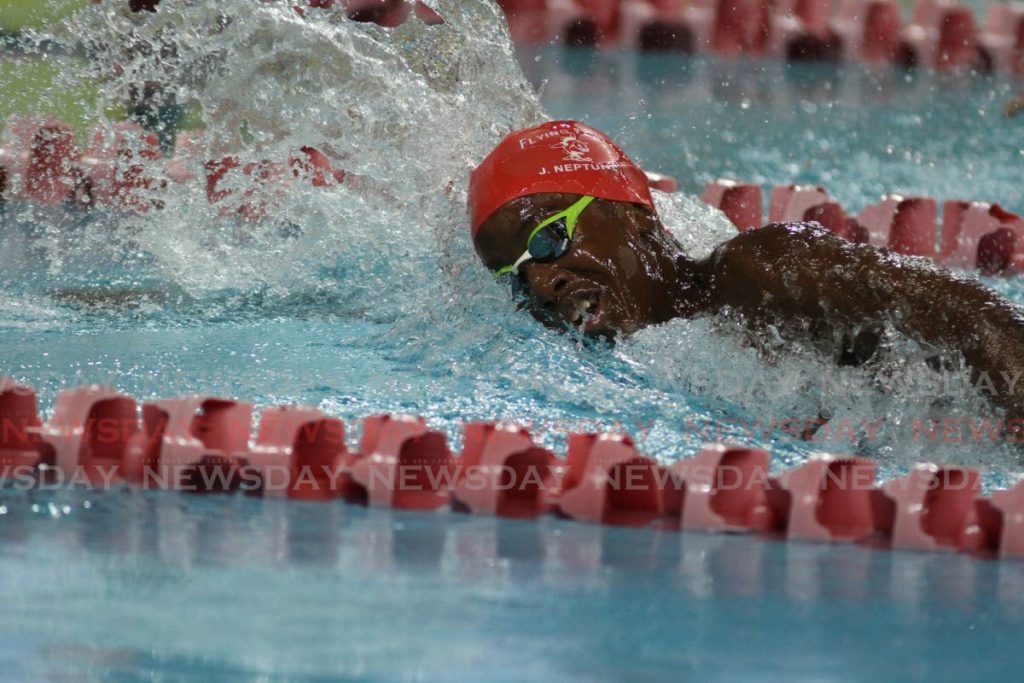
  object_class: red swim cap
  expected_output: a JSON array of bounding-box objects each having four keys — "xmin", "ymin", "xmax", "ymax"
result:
[{"xmin": 468, "ymin": 120, "xmax": 654, "ymax": 238}]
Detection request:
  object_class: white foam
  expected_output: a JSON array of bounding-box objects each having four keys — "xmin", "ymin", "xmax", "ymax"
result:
[{"xmin": 4, "ymin": 0, "xmax": 1016, "ymax": 478}]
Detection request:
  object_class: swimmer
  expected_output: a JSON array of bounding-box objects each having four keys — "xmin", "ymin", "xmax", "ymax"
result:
[{"xmin": 469, "ymin": 121, "xmax": 1024, "ymax": 420}]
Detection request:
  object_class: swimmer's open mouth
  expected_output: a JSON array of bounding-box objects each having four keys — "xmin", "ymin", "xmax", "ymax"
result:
[
  {"xmin": 519, "ymin": 286, "xmax": 616, "ymax": 339},
  {"xmin": 567, "ymin": 290, "xmax": 609, "ymax": 336}
]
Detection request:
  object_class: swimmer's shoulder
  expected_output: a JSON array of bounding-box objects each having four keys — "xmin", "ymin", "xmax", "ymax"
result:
[
  {"xmin": 702, "ymin": 221, "xmax": 876, "ymax": 310},
  {"xmin": 708, "ymin": 221, "xmax": 837, "ymax": 270}
]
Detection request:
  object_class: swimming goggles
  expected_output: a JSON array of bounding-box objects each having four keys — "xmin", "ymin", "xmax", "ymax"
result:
[{"xmin": 494, "ymin": 195, "xmax": 595, "ymax": 278}]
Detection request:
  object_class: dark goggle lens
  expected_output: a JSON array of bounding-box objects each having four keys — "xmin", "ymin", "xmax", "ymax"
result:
[{"xmin": 527, "ymin": 219, "xmax": 570, "ymax": 262}]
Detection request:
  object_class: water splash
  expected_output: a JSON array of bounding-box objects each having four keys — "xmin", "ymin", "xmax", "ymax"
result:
[{"xmin": 1, "ymin": 0, "xmax": 1020, "ymax": 481}]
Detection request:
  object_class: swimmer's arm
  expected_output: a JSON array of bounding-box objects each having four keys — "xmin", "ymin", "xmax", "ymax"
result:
[
  {"xmin": 47, "ymin": 287, "xmax": 176, "ymax": 309},
  {"xmin": 707, "ymin": 222, "xmax": 1024, "ymax": 416}
]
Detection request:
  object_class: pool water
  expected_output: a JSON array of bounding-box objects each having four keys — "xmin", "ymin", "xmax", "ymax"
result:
[
  {"xmin": 2, "ymin": 489, "xmax": 1023, "ymax": 682},
  {"xmin": 526, "ymin": 48, "xmax": 1024, "ymax": 214},
  {"xmin": 3, "ymin": 3, "xmax": 1024, "ymax": 680}
]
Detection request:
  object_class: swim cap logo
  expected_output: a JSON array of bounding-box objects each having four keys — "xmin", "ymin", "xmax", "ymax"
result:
[
  {"xmin": 551, "ymin": 135, "xmax": 593, "ymax": 163},
  {"xmin": 470, "ymin": 121, "xmax": 654, "ymax": 234}
]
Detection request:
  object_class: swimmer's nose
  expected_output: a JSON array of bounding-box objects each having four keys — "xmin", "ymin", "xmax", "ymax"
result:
[
  {"xmin": 520, "ymin": 265, "xmax": 574, "ymax": 325},
  {"xmin": 522, "ymin": 265, "xmax": 570, "ymax": 304}
]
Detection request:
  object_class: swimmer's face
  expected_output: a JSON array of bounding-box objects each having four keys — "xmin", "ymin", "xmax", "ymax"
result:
[{"xmin": 474, "ymin": 193, "xmax": 675, "ymax": 339}]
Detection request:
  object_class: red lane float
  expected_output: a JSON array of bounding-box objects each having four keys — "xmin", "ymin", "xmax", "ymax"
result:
[
  {"xmin": 936, "ymin": 6, "xmax": 983, "ymax": 70},
  {"xmin": 710, "ymin": 0, "xmax": 761, "ymax": 56},
  {"xmin": 36, "ymin": 385, "xmax": 138, "ymax": 485},
  {"xmin": 3, "ymin": 108, "xmax": 1020, "ymax": 277},
  {"xmin": 881, "ymin": 464, "xmax": 980, "ymax": 551},
  {"xmin": 0, "ymin": 114, "xmax": 350, "ymax": 219},
  {"xmin": 979, "ymin": 2, "xmax": 1024, "ymax": 73},
  {"xmin": 747, "ymin": 183, "xmax": 867, "ymax": 242},
  {"xmin": 974, "ymin": 3, "xmax": 1024, "ymax": 73},
  {"xmin": 3, "ymin": 376, "xmax": 1024, "ymax": 562},
  {"xmin": 0, "ymin": 379, "xmax": 42, "ymax": 470},
  {"xmin": 542, "ymin": 0, "xmax": 613, "ymax": 47},
  {"xmin": 0, "ymin": 116, "xmax": 80, "ymax": 205},
  {"xmin": 291, "ymin": 145, "xmax": 347, "ymax": 187},
  {"xmin": 767, "ymin": 454, "xmax": 881, "ymax": 543},
  {"xmin": 452, "ymin": 422, "xmax": 558, "ymax": 518},
  {"xmin": 857, "ymin": 194, "xmax": 937, "ymax": 257},
  {"xmin": 939, "ymin": 200, "xmax": 1024, "ymax": 274},
  {"xmin": 248, "ymin": 406, "xmax": 348, "ymax": 500},
  {"xmin": 619, "ymin": 0, "xmax": 692, "ymax": 53},
  {"xmin": 701, "ymin": 179, "xmax": 762, "ymax": 231},
  {"xmin": 123, "ymin": 396, "xmax": 253, "ymax": 491},
  {"xmin": 205, "ymin": 157, "xmax": 293, "ymax": 222},
  {"xmin": 680, "ymin": 0, "xmax": 717, "ymax": 54},
  {"xmin": 673, "ymin": 444, "xmax": 775, "ymax": 533},
  {"xmin": 204, "ymin": 145, "xmax": 346, "ymax": 220},
  {"xmin": 792, "ymin": 0, "xmax": 834, "ymax": 36},
  {"xmin": 974, "ymin": 480, "xmax": 1024, "ymax": 559},
  {"xmin": 545, "ymin": 432, "xmax": 680, "ymax": 527},
  {"xmin": 835, "ymin": 0, "xmax": 902, "ymax": 63},
  {"xmin": 164, "ymin": 131, "xmax": 204, "ymax": 183},
  {"xmin": 79, "ymin": 122, "xmax": 165, "ymax": 212},
  {"xmin": 897, "ymin": 3, "xmax": 983, "ymax": 70},
  {"xmin": 704, "ymin": 178, "xmax": 1024, "ymax": 273},
  {"xmin": 347, "ymin": 414, "xmax": 455, "ymax": 509},
  {"xmin": 772, "ymin": 0, "xmax": 844, "ymax": 62},
  {"xmin": 768, "ymin": 184, "xmax": 830, "ymax": 224},
  {"xmin": 805, "ymin": 202, "xmax": 867, "ymax": 243},
  {"xmin": 644, "ymin": 170, "xmax": 678, "ymax": 193},
  {"xmin": 498, "ymin": 0, "xmax": 553, "ymax": 44},
  {"xmin": 495, "ymin": 0, "xmax": 1019, "ymax": 73}
]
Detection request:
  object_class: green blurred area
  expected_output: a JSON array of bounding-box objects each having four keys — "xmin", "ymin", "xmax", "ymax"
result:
[
  {"xmin": 0, "ymin": 56, "xmax": 120, "ymax": 137},
  {"xmin": 0, "ymin": 0, "xmax": 88, "ymax": 32},
  {"xmin": 0, "ymin": 1, "xmax": 111, "ymax": 137},
  {"xmin": 0, "ymin": 0, "xmax": 203, "ymax": 141}
]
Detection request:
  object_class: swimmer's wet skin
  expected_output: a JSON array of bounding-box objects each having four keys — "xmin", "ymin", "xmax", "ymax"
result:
[{"xmin": 469, "ymin": 121, "xmax": 1024, "ymax": 424}]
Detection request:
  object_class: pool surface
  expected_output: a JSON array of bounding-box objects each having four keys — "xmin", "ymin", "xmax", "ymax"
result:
[{"xmin": 2, "ymin": 489, "xmax": 1024, "ymax": 682}]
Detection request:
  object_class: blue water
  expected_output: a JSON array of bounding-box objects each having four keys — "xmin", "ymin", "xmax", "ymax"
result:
[
  {"xmin": 3, "ymin": 42, "xmax": 1024, "ymax": 682},
  {"xmin": 1, "ymin": 490, "xmax": 1023, "ymax": 682}
]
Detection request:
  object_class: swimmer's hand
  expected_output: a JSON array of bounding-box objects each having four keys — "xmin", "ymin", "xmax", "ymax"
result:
[{"xmin": 47, "ymin": 287, "xmax": 180, "ymax": 309}]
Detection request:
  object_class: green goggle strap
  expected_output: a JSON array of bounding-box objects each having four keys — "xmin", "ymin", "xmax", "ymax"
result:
[{"xmin": 494, "ymin": 195, "xmax": 596, "ymax": 277}]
